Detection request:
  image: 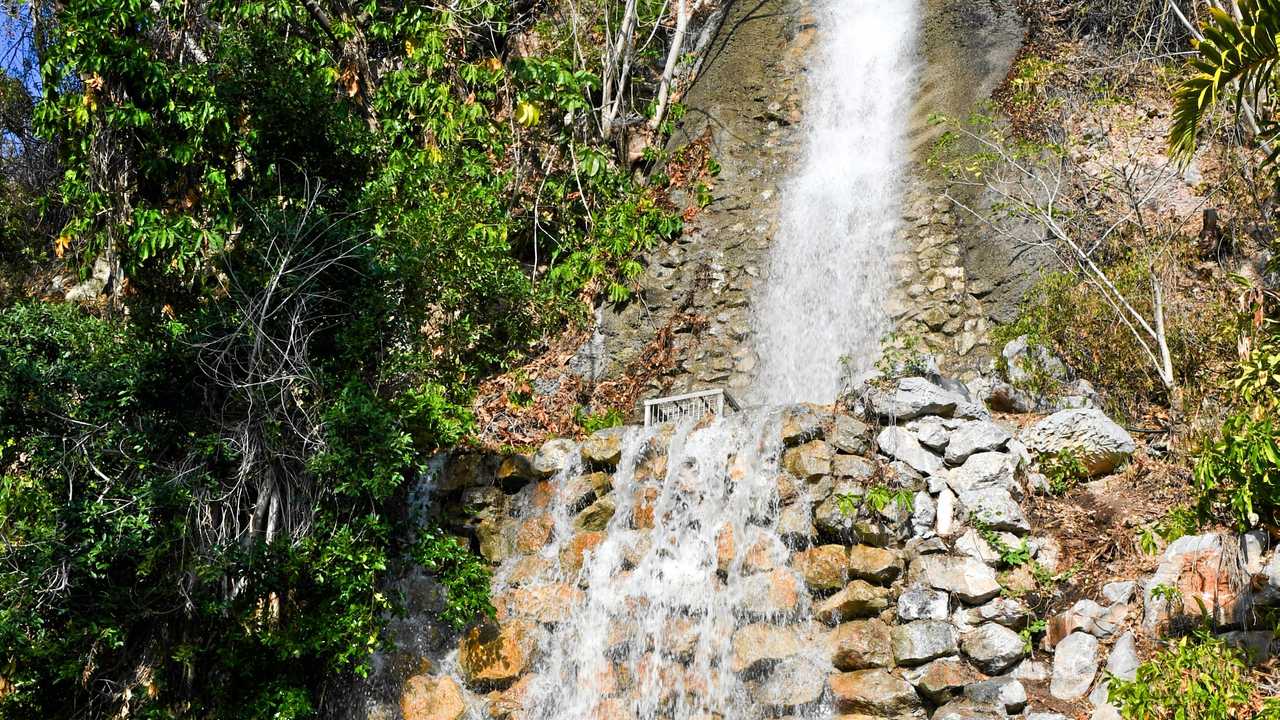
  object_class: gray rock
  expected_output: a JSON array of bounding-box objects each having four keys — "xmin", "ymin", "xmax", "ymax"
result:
[
  {"xmin": 1047, "ymin": 599, "xmax": 1128, "ymax": 646},
  {"xmin": 779, "ymin": 404, "xmax": 825, "ymax": 446},
  {"xmin": 1050, "ymin": 631, "xmax": 1099, "ymax": 700},
  {"xmin": 944, "ymin": 452, "xmax": 1021, "ymax": 498},
  {"xmin": 911, "ymin": 491, "xmax": 936, "ymax": 537},
  {"xmin": 830, "ymin": 414, "xmax": 871, "ymax": 454},
  {"xmin": 532, "ymin": 438, "xmax": 578, "ymax": 477},
  {"xmin": 1020, "ymin": 409, "xmax": 1136, "ymax": 477},
  {"xmin": 910, "ymin": 416, "xmax": 952, "ymax": 451},
  {"xmin": 946, "ymin": 421, "xmax": 1013, "ymax": 465},
  {"xmin": 962, "ymin": 622, "xmax": 1027, "ymax": 674},
  {"xmin": 748, "ymin": 655, "xmax": 827, "ymax": 708},
  {"xmin": 964, "ymin": 677, "xmax": 1028, "ymax": 713},
  {"xmin": 832, "ymin": 454, "xmax": 876, "ymax": 480},
  {"xmin": 891, "ymin": 619, "xmax": 960, "ymax": 666},
  {"xmin": 580, "ymin": 426, "xmax": 626, "ymax": 466},
  {"xmin": 777, "ymin": 502, "xmax": 816, "ymax": 543},
  {"xmin": 898, "ymin": 584, "xmax": 951, "ymax": 621},
  {"xmin": 936, "ymin": 487, "xmax": 957, "ymax": 537},
  {"xmin": 915, "ymin": 554, "xmax": 1002, "ymax": 604},
  {"xmin": 933, "ymin": 698, "xmax": 1007, "ymax": 720},
  {"xmin": 1055, "ymin": 378, "xmax": 1101, "ymax": 410},
  {"xmin": 1106, "ymin": 631, "xmax": 1139, "ymax": 681},
  {"xmin": 877, "ymin": 426, "xmax": 944, "ymax": 475},
  {"xmin": 961, "ymin": 597, "xmax": 1031, "ymax": 629},
  {"xmin": 1011, "ymin": 659, "xmax": 1050, "ymax": 682},
  {"xmin": 1218, "ymin": 630, "xmax": 1275, "ymax": 665},
  {"xmin": 954, "ymin": 528, "xmax": 1003, "ymax": 566},
  {"xmin": 1101, "ymin": 580, "xmax": 1136, "ymax": 605},
  {"xmin": 868, "ymin": 377, "xmax": 963, "ymax": 421},
  {"xmin": 1002, "ymin": 335, "xmax": 1068, "ymax": 386},
  {"xmin": 983, "ymin": 378, "xmax": 1038, "ymax": 413},
  {"xmin": 959, "ymin": 487, "xmax": 1031, "ymax": 534},
  {"xmin": 906, "ymin": 657, "xmax": 982, "ymax": 703},
  {"xmin": 1027, "ymin": 714, "xmax": 1069, "ymax": 720}
]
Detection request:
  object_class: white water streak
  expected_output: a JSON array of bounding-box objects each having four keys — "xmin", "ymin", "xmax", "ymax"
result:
[{"xmin": 753, "ymin": 0, "xmax": 920, "ymax": 404}]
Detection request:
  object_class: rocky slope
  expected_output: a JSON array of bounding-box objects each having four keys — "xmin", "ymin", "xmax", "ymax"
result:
[{"xmin": 364, "ymin": 351, "xmax": 1280, "ymax": 719}]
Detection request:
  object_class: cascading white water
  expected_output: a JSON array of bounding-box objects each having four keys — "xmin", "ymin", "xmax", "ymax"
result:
[
  {"xmin": 363, "ymin": 4, "xmax": 923, "ymax": 719},
  {"xmin": 498, "ymin": 413, "xmax": 834, "ymax": 720},
  {"xmin": 752, "ymin": 0, "xmax": 920, "ymax": 404}
]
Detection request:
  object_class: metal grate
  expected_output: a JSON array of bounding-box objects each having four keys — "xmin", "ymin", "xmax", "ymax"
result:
[{"xmin": 643, "ymin": 388, "xmax": 741, "ymax": 428}]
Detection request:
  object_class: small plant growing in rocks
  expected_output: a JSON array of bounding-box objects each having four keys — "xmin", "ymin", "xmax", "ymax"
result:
[{"xmin": 1039, "ymin": 448, "xmax": 1089, "ymax": 495}]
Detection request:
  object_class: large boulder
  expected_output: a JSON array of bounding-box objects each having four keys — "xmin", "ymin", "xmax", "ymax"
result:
[
  {"xmin": 913, "ymin": 555, "xmax": 1002, "ymax": 604},
  {"xmin": 847, "ymin": 545, "xmax": 904, "ymax": 585},
  {"xmin": 736, "ymin": 568, "xmax": 802, "ymax": 617},
  {"xmin": 829, "ymin": 619, "xmax": 894, "ymax": 671},
  {"xmin": 1002, "ymin": 335, "xmax": 1068, "ymax": 386},
  {"xmin": 943, "ymin": 452, "xmax": 1020, "ymax": 497},
  {"xmin": 878, "ymin": 426, "xmax": 944, "ymax": 475},
  {"xmin": 830, "ymin": 669, "xmax": 923, "ymax": 715},
  {"xmin": 791, "ymin": 544, "xmax": 849, "ymax": 591},
  {"xmin": 892, "ymin": 620, "xmax": 960, "ymax": 666},
  {"xmin": 964, "ymin": 677, "xmax": 1027, "ymax": 714},
  {"xmin": 961, "ymin": 623, "xmax": 1027, "ymax": 674},
  {"xmin": 906, "ymin": 657, "xmax": 983, "ymax": 703},
  {"xmin": 458, "ymin": 619, "xmax": 537, "ymax": 689},
  {"xmin": 867, "ymin": 377, "xmax": 963, "ymax": 421},
  {"xmin": 898, "ymin": 584, "xmax": 951, "ymax": 622},
  {"xmin": 401, "ymin": 674, "xmax": 467, "ymax": 720},
  {"xmin": 580, "ymin": 426, "xmax": 626, "ymax": 466},
  {"xmin": 814, "ymin": 580, "xmax": 890, "ymax": 624},
  {"xmin": 830, "ymin": 414, "xmax": 872, "ymax": 454},
  {"xmin": 1050, "ymin": 631, "xmax": 1099, "ymax": 700},
  {"xmin": 958, "ymin": 487, "xmax": 1031, "ymax": 534},
  {"xmin": 731, "ymin": 623, "xmax": 804, "ymax": 673},
  {"xmin": 784, "ymin": 439, "xmax": 833, "ymax": 480},
  {"xmin": 748, "ymin": 656, "xmax": 827, "ymax": 709},
  {"xmin": 1143, "ymin": 533, "xmax": 1247, "ymax": 629},
  {"xmin": 1020, "ymin": 409, "xmax": 1135, "ymax": 477},
  {"xmin": 780, "ymin": 404, "xmax": 826, "ymax": 445},
  {"xmin": 945, "ymin": 421, "xmax": 1013, "ymax": 465},
  {"xmin": 532, "ymin": 438, "xmax": 578, "ymax": 477}
]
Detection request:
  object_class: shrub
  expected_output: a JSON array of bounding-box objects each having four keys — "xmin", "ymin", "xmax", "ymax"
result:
[
  {"xmin": 1109, "ymin": 631, "xmax": 1258, "ymax": 720},
  {"xmin": 1194, "ymin": 327, "xmax": 1280, "ymax": 530}
]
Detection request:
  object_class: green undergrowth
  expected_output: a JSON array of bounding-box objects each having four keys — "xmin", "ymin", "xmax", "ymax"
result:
[{"xmin": 1109, "ymin": 630, "xmax": 1280, "ymax": 720}]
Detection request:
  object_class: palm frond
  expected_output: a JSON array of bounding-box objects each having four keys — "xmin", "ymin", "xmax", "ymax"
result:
[{"xmin": 1169, "ymin": 0, "xmax": 1280, "ymax": 163}]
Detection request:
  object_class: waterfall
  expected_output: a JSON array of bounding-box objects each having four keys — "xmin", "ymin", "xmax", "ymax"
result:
[
  {"xmin": 366, "ymin": 3, "xmax": 924, "ymax": 719},
  {"xmin": 752, "ymin": 0, "xmax": 920, "ymax": 404},
  {"xmin": 499, "ymin": 413, "xmax": 836, "ymax": 720}
]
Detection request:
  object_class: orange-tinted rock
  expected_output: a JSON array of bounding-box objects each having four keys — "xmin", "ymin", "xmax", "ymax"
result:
[
  {"xmin": 489, "ymin": 673, "xmax": 533, "ymax": 719},
  {"xmin": 559, "ymin": 531, "xmax": 606, "ymax": 575},
  {"xmin": 505, "ymin": 555, "xmax": 552, "ymax": 586},
  {"xmin": 514, "ymin": 515, "xmax": 554, "ymax": 554},
  {"xmin": 493, "ymin": 583, "xmax": 583, "ymax": 625},
  {"xmin": 830, "ymin": 669, "xmax": 921, "ymax": 714},
  {"xmin": 716, "ymin": 524, "xmax": 735, "ymax": 574},
  {"xmin": 829, "ymin": 619, "xmax": 893, "ymax": 671},
  {"xmin": 791, "ymin": 544, "xmax": 849, "ymax": 591},
  {"xmin": 732, "ymin": 623, "xmax": 804, "ymax": 672},
  {"xmin": 814, "ymin": 580, "xmax": 890, "ymax": 624},
  {"xmin": 631, "ymin": 486, "xmax": 659, "ymax": 529},
  {"xmin": 401, "ymin": 674, "xmax": 466, "ymax": 720},
  {"xmin": 458, "ymin": 619, "xmax": 536, "ymax": 689}
]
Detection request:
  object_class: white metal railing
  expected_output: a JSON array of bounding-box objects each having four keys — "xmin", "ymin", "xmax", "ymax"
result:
[{"xmin": 643, "ymin": 388, "xmax": 741, "ymax": 427}]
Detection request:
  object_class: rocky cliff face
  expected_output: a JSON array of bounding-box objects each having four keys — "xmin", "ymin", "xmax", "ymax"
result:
[
  {"xmin": 585, "ymin": 0, "xmax": 1034, "ymax": 397},
  {"xmin": 360, "ymin": 369, "xmax": 1280, "ymax": 720}
]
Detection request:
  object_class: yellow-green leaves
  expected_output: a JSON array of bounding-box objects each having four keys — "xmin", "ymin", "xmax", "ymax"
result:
[{"xmin": 515, "ymin": 99, "xmax": 540, "ymax": 127}]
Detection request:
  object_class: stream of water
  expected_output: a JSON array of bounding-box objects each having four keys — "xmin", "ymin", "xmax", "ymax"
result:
[
  {"xmin": 752, "ymin": 0, "xmax": 920, "ymax": 405},
  {"xmin": 363, "ymin": 2, "xmax": 921, "ymax": 717}
]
